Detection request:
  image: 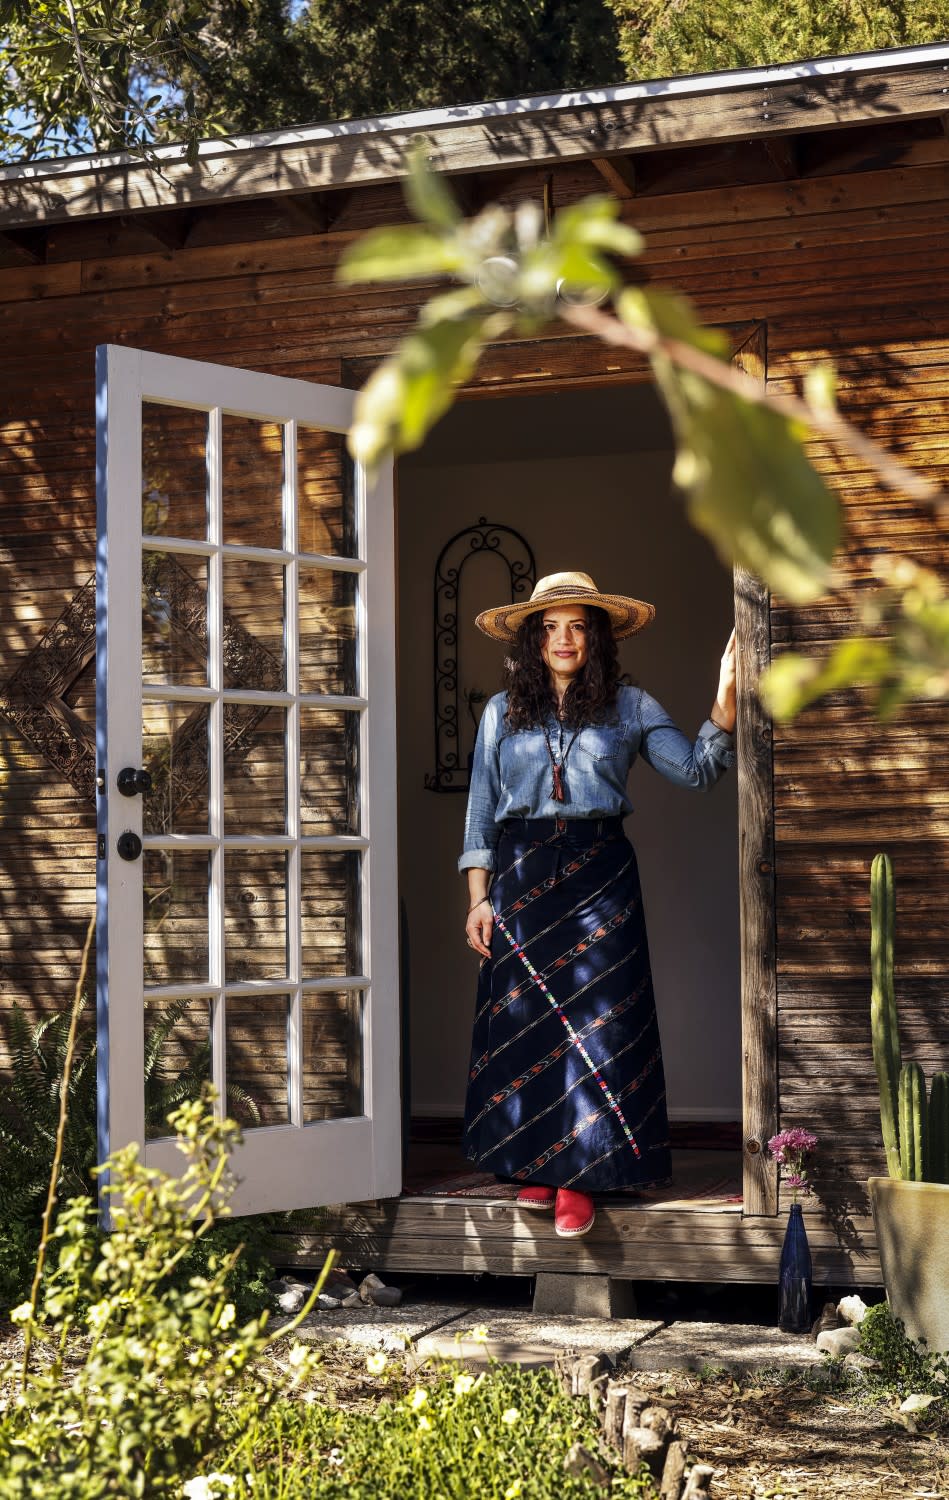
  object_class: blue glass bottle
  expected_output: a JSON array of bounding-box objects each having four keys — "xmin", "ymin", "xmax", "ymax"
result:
[{"xmin": 778, "ymin": 1202, "xmax": 812, "ymax": 1333}]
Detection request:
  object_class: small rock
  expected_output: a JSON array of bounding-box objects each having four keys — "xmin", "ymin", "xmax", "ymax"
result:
[
  {"xmin": 368, "ymin": 1286, "xmax": 402, "ymax": 1308},
  {"xmin": 816, "ymin": 1325, "xmax": 861, "ymax": 1358},
  {"xmin": 275, "ymin": 1287, "xmax": 309, "ymax": 1314},
  {"xmin": 843, "ymin": 1352, "xmax": 882, "ymax": 1373},
  {"xmin": 359, "ymin": 1273, "xmax": 386, "ymax": 1303},
  {"xmin": 317, "ymin": 1293, "xmax": 342, "ymax": 1311},
  {"xmin": 811, "ymin": 1301, "xmax": 841, "ymax": 1338},
  {"xmin": 837, "ymin": 1294, "xmax": 869, "ymax": 1327},
  {"xmin": 325, "ymin": 1269, "xmax": 357, "ymax": 1296},
  {"xmin": 342, "ymin": 1291, "xmax": 362, "ymax": 1308}
]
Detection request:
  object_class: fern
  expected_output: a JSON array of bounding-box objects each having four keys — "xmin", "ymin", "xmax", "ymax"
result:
[{"xmin": 1, "ymin": 997, "xmax": 263, "ymax": 1222}]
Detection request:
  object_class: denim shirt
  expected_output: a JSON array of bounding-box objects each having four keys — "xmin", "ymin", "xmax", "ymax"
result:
[{"xmin": 459, "ymin": 685, "xmax": 736, "ymax": 872}]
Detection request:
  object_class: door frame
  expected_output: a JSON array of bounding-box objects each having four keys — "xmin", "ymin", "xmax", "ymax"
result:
[{"xmin": 396, "ymin": 321, "xmax": 778, "ymax": 1213}]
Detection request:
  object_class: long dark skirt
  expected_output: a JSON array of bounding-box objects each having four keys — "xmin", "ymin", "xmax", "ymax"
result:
[{"xmin": 462, "ymin": 817, "xmax": 672, "ymax": 1193}]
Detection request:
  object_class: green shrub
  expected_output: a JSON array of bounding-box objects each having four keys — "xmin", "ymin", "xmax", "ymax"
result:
[
  {"xmin": 0, "ymin": 999, "xmax": 276, "ymax": 1315},
  {"xmin": 858, "ymin": 1302, "xmax": 949, "ymax": 1396},
  {"xmin": 218, "ymin": 1362, "xmax": 658, "ymax": 1500},
  {"xmin": 0, "ymin": 1094, "xmax": 324, "ymax": 1499}
]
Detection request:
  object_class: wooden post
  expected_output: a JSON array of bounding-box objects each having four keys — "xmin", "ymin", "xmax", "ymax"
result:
[{"xmin": 732, "ymin": 324, "xmax": 779, "ymax": 1218}]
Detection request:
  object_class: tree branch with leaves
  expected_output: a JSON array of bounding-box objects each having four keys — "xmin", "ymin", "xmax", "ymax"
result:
[{"xmin": 337, "ymin": 150, "xmax": 949, "ymax": 721}]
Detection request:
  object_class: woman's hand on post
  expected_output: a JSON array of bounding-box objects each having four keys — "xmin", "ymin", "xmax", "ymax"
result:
[{"xmin": 710, "ymin": 628, "xmax": 737, "ymax": 734}]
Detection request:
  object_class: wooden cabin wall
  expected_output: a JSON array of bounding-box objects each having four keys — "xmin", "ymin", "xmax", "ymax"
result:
[{"xmin": 0, "ymin": 151, "xmax": 947, "ymax": 1244}]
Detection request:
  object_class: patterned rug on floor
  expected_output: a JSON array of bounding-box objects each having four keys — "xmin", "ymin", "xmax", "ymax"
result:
[{"xmin": 406, "ymin": 1172, "xmax": 742, "ymax": 1211}]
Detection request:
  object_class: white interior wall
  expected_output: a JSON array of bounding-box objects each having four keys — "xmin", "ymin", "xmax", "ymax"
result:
[{"xmin": 397, "ymin": 429, "xmax": 741, "ymax": 1123}]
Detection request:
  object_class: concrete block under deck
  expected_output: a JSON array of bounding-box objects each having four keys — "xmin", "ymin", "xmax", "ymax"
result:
[{"xmin": 279, "ymin": 1197, "xmax": 881, "ymax": 1286}]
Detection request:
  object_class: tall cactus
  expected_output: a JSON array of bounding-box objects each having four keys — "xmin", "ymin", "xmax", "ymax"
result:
[
  {"xmin": 928, "ymin": 1073, "xmax": 949, "ymax": 1185},
  {"xmin": 870, "ymin": 852, "xmax": 902, "ymax": 1179},
  {"xmin": 899, "ymin": 1063, "xmax": 927, "ymax": 1181}
]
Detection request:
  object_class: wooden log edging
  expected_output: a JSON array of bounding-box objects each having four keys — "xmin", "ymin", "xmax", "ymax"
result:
[{"xmin": 555, "ymin": 1354, "xmax": 717, "ymax": 1498}]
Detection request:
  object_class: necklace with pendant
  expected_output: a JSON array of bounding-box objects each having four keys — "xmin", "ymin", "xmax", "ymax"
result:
[{"xmin": 542, "ymin": 713, "xmax": 582, "ymax": 803}]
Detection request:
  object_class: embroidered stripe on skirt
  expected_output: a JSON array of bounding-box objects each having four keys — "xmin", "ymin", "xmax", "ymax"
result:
[{"xmin": 462, "ymin": 820, "xmax": 672, "ymax": 1192}]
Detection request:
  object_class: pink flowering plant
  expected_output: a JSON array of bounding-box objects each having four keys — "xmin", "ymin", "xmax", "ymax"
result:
[{"xmin": 767, "ymin": 1127, "xmax": 819, "ymax": 1202}]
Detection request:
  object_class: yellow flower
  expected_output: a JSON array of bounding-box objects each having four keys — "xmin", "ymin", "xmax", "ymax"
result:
[
  {"xmin": 409, "ymin": 1387, "xmax": 428, "ymax": 1410},
  {"xmin": 287, "ymin": 1343, "xmax": 309, "ymax": 1368},
  {"xmin": 504, "ymin": 1483, "xmax": 523, "ymax": 1499},
  {"xmin": 85, "ymin": 1299, "xmax": 112, "ymax": 1332},
  {"xmin": 501, "ymin": 1407, "xmax": 520, "ymax": 1425},
  {"xmin": 417, "ymin": 1413, "xmax": 433, "ymax": 1431},
  {"xmin": 453, "ymin": 1373, "xmax": 476, "ymax": 1396},
  {"xmin": 366, "ymin": 1352, "xmax": 388, "ymax": 1376},
  {"xmin": 217, "ymin": 1303, "xmax": 236, "ymax": 1332},
  {"xmin": 468, "ymin": 1325, "xmax": 490, "ymax": 1344},
  {"xmin": 9, "ymin": 1304, "xmax": 33, "ymax": 1325}
]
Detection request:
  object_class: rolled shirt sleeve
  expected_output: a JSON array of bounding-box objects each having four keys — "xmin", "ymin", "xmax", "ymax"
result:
[
  {"xmin": 459, "ymin": 694, "xmax": 504, "ymax": 872},
  {"xmin": 636, "ymin": 689, "xmax": 736, "ymax": 789}
]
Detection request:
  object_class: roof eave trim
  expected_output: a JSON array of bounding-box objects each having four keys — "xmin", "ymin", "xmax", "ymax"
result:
[{"xmin": 3, "ymin": 38, "xmax": 949, "ymax": 185}]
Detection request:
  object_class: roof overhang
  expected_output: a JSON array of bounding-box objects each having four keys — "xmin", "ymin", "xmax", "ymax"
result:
[{"xmin": 1, "ymin": 41, "xmax": 949, "ymax": 230}]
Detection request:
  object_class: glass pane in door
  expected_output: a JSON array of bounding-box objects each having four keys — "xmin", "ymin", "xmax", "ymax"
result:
[
  {"xmin": 300, "ymin": 708, "xmax": 359, "ymax": 836},
  {"xmin": 299, "ymin": 568, "xmax": 358, "ymax": 696},
  {"xmin": 301, "ymin": 851, "xmax": 362, "ymax": 978},
  {"xmin": 143, "ymin": 850, "xmax": 210, "ymax": 984},
  {"xmin": 144, "ymin": 996, "xmax": 212, "ymax": 1140},
  {"xmin": 223, "ymin": 705, "xmax": 287, "ymax": 834},
  {"xmin": 297, "ymin": 426, "xmax": 356, "ymax": 556},
  {"xmin": 143, "ymin": 702, "xmax": 210, "ymax": 835},
  {"xmin": 302, "ymin": 991, "xmax": 363, "ymax": 1121},
  {"xmin": 142, "ymin": 403, "xmax": 208, "ymax": 540},
  {"xmin": 225, "ymin": 851, "xmax": 289, "ymax": 983},
  {"xmin": 222, "ymin": 416, "xmax": 284, "ymax": 550},
  {"xmin": 225, "ymin": 994, "xmax": 291, "ymax": 1127},
  {"xmin": 142, "ymin": 553, "xmax": 208, "ymax": 686}
]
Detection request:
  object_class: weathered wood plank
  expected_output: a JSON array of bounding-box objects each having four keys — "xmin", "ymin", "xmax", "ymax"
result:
[{"xmin": 275, "ymin": 1197, "xmax": 880, "ymax": 1282}]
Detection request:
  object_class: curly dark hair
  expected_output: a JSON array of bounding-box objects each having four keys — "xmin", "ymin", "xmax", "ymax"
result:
[{"xmin": 503, "ymin": 606, "xmax": 624, "ymax": 730}]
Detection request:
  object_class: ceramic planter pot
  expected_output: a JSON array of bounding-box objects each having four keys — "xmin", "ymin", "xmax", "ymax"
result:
[{"xmin": 869, "ymin": 1176, "xmax": 949, "ymax": 1352}]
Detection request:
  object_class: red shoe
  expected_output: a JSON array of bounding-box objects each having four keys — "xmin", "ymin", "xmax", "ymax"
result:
[
  {"xmin": 516, "ymin": 1184, "xmax": 556, "ymax": 1211},
  {"xmin": 555, "ymin": 1187, "xmax": 595, "ymax": 1238}
]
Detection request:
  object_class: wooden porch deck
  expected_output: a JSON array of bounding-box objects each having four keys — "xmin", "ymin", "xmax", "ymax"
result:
[{"xmin": 279, "ymin": 1145, "xmax": 882, "ymax": 1286}]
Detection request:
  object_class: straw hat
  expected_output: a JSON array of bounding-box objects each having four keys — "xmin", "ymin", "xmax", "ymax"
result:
[{"xmin": 475, "ymin": 570, "xmax": 655, "ymax": 643}]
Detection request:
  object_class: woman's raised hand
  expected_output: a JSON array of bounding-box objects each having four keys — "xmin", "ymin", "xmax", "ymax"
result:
[
  {"xmin": 465, "ymin": 896, "xmax": 494, "ymax": 960},
  {"xmin": 710, "ymin": 628, "xmax": 737, "ymax": 733}
]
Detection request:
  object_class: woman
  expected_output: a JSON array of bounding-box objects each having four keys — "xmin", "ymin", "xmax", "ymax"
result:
[{"xmin": 460, "ymin": 571, "xmax": 737, "ymax": 1239}]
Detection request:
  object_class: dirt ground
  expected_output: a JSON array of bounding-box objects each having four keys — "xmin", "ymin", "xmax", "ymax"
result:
[
  {"xmin": 627, "ymin": 1369, "xmax": 949, "ymax": 1499},
  {"xmin": 306, "ymin": 1345, "xmax": 949, "ymax": 1499}
]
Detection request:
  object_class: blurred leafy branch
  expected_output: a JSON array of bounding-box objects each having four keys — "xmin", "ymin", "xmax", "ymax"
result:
[{"xmin": 338, "ymin": 149, "xmax": 949, "ymax": 721}]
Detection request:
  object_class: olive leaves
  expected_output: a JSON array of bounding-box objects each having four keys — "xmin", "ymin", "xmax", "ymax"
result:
[{"xmin": 339, "ymin": 147, "xmax": 839, "ymax": 610}]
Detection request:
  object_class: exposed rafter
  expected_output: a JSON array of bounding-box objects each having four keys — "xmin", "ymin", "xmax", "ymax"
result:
[
  {"xmin": 762, "ymin": 136, "xmax": 800, "ymax": 180},
  {"xmin": 0, "ymin": 230, "xmax": 44, "ymax": 264},
  {"xmin": 274, "ymin": 192, "xmax": 332, "ymax": 234},
  {"xmin": 591, "ymin": 155, "xmax": 637, "ymax": 199}
]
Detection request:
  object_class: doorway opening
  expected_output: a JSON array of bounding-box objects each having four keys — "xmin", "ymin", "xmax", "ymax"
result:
[{"xmin": 396, "ymin": 381, "xmax": 741, "ymax": 1208}]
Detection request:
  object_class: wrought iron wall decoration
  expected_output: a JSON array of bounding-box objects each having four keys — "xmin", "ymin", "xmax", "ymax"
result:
[{"xmin": 425, "ymin": 518, "xmax": 536, "ymax": 793}]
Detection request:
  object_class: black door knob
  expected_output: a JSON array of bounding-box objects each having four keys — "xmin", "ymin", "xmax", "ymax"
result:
[
  {"xmin": 117, "ymin": 831, "xmax": 143, "ymax": 861},
  {"xmin": 117, "ymin": 767, "xmax": 152, "ymax": 797}
]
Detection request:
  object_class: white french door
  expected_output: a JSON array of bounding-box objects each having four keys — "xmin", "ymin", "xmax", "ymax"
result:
[{"xmin": 95, "ymin": 345, "xmax": 399, "ymax": 1215}]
